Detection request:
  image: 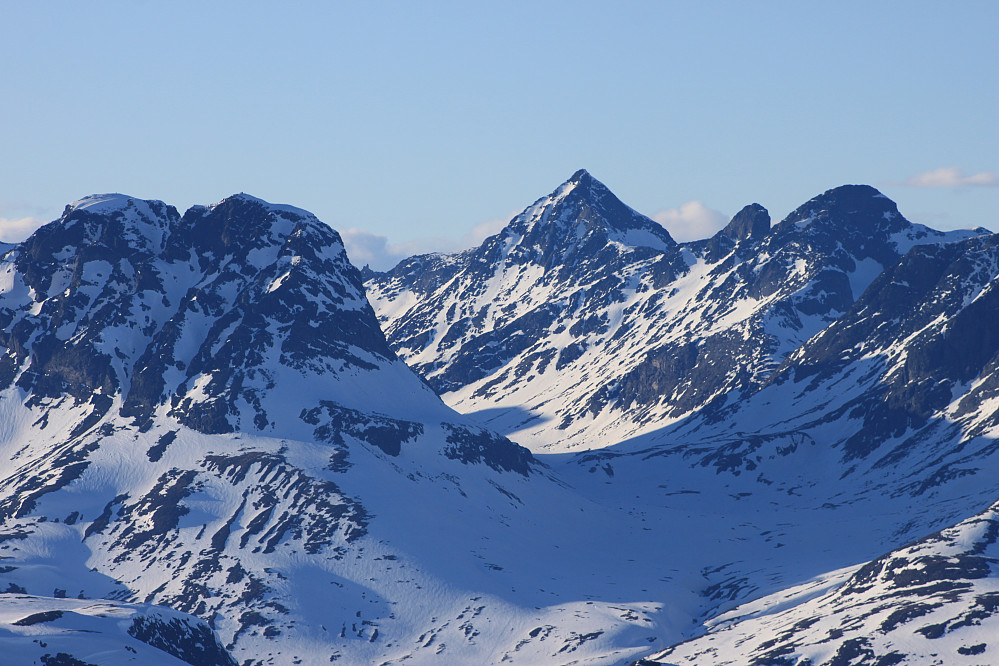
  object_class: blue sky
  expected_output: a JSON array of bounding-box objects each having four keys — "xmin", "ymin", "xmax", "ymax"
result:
[{"xmin": 1, "ymin": 1, "xmax": 996, "ymax": 269}]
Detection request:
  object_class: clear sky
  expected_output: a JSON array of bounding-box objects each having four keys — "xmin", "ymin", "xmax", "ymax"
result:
[{"xmin": 1, "ymin": 1, "xmax": 996, "ymax": 269}]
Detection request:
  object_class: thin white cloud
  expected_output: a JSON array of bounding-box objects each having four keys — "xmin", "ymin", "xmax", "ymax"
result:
[
  {"xmin": 460, "ymin": 215, "xmax": 508, "ymax": 248},
  {"xmin": 340, "ymin": 229, "xmax": 412, "ymax": 271},
  {"xmin": 651, "ymin": 201, "xmax": 728, "ymax": 242},
  {"xmin": 900, "ymin": 167, "xmax": 999, "ymax": 188},
  {"xmin": 0, "ymin": 216, "xmax": 45, "ymax": 244}
]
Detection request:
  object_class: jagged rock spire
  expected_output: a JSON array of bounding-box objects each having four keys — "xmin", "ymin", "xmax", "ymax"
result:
[{"xmin": 722, "ymin": 203, "xmax": 770, "ymax": 241}]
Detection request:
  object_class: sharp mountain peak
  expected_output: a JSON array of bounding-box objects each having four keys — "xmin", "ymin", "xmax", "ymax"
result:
[
  {"xmin": 503, "ymin": 169, "xmax": 676, "ymax": 252},
  {"xmin": 543, "ymin": 168, "xmax": 613, "ymax": 206},
  {"xmin": 565, "ymin": 167, "xmax": 599, "ymax": 188}
]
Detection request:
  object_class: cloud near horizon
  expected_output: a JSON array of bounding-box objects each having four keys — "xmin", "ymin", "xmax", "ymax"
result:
[
  {"xmin": 651, "ymin": 201, "xmax": 728, "ymax": 242},
  {"xmin": 899, "ymin": 167, "xmax": 999, "ymax": 188},
  {"xmin": 0, "ymin": 216, "xmax": 45, "ymax": 244},
  {"xmin": 341, "ymin": 214, "xmax": 511, "ymax": 272}
]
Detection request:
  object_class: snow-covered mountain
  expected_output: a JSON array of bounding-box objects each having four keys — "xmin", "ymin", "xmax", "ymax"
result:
[
  {"xmin": 1, "ymin": 194, "xmax": 683, "ymax": 665},
  {"xmin": 366, "ymin": 171, "xmax": 986, "ymax": 453},
  {"xmin": 367, "ymin": 171, "xmax": 999, "ymax": 663},
  {"xmin": 2, "ymin": 190, "xmax": 843, "ymax": 666},
  {"xmin": 1, "ymin": 176, "xmax": 997, "ymax": 665}
]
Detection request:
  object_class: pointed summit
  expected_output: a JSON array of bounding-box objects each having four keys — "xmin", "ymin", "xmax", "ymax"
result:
[
  {"xmin": 564, "ymin": 169, "xmax": 596, "ymax": 191},
  {"xmin": 503, "ymin": 169, "xmax": 675, "ymax": 253},
  {"xmin": 542, "ymin": 168, "xmax": 611, "ymax": 207}
]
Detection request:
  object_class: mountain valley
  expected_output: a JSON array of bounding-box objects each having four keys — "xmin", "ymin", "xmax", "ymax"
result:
[{"xmin": 0, "ymin": 173, "xmax": 996, "ymax": 665}]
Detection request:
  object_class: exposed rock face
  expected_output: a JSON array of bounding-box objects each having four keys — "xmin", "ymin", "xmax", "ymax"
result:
[
  {"xmin": 768, "ymin": 232, "xmax": 999, "ymax": 461},
  {"xmin": 722, "ymin": 203, "xmax": 770, "ymax": 241}
]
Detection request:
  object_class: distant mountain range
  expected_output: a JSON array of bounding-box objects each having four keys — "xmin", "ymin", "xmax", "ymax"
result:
[
  {"xmin": 366, "ymin": 169, "xmax": 989, "ymax": 454},
  {"xmin": 0, "ymin": 173, "xmax": 996, "ymax": 664}
]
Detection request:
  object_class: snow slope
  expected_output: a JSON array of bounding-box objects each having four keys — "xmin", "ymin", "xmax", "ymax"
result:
[
  {"xmin": 643, "ymin": 497, "xmax": 999, "ymax": 665},
  {"xmin": 0, "ymin": 593, "xmax": 235, "ymax": 666}
]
